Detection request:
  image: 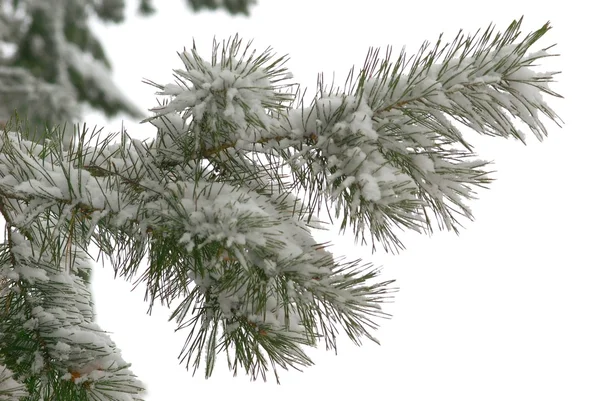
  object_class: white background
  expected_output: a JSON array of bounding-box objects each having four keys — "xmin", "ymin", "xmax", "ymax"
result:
[{"xmin": 85, "ymin": 1, "xmax": 599, "ymax": 400}]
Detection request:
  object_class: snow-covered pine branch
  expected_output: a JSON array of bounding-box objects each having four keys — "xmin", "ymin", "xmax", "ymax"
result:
[
  {"xmin": 277, "ymin": 18, "xmax": 561, "ymax": 251},
  {"xmin": 0, "ymin": 17, "xmax": 561, "ymax": 397},
  {"xmin": 146, "ymin": 19, "xmax": 560, "ymax": 255}
]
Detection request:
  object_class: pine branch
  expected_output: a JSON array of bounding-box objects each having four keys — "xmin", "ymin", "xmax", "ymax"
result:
[
  {"xmin": 277, "ymin": 17, "xmax": 561, "ymax": 251},
  {"xmin": 0, "ymin": 18, "xmax": 561, "ymax": 393}
]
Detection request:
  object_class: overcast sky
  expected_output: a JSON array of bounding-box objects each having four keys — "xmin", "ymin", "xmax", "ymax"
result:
[{"xmin": 86, "ymin": 1, "xmax": 599, "ymax": 400}]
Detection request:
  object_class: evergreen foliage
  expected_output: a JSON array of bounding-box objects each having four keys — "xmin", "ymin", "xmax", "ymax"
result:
[{"xmin": 0, "ymin": 18, "xmax": 561, "ymax": 400}]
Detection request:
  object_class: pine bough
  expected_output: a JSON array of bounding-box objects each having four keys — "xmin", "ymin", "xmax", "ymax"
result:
[{"xmin": 0, "ymin": 18, "xmax": 561, "ymax": 400}]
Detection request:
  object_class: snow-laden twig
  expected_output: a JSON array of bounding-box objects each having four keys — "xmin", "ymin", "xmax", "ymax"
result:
[{"xmin": 0, "ymin": 18, "xmax": 561, "ymax": 393}]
